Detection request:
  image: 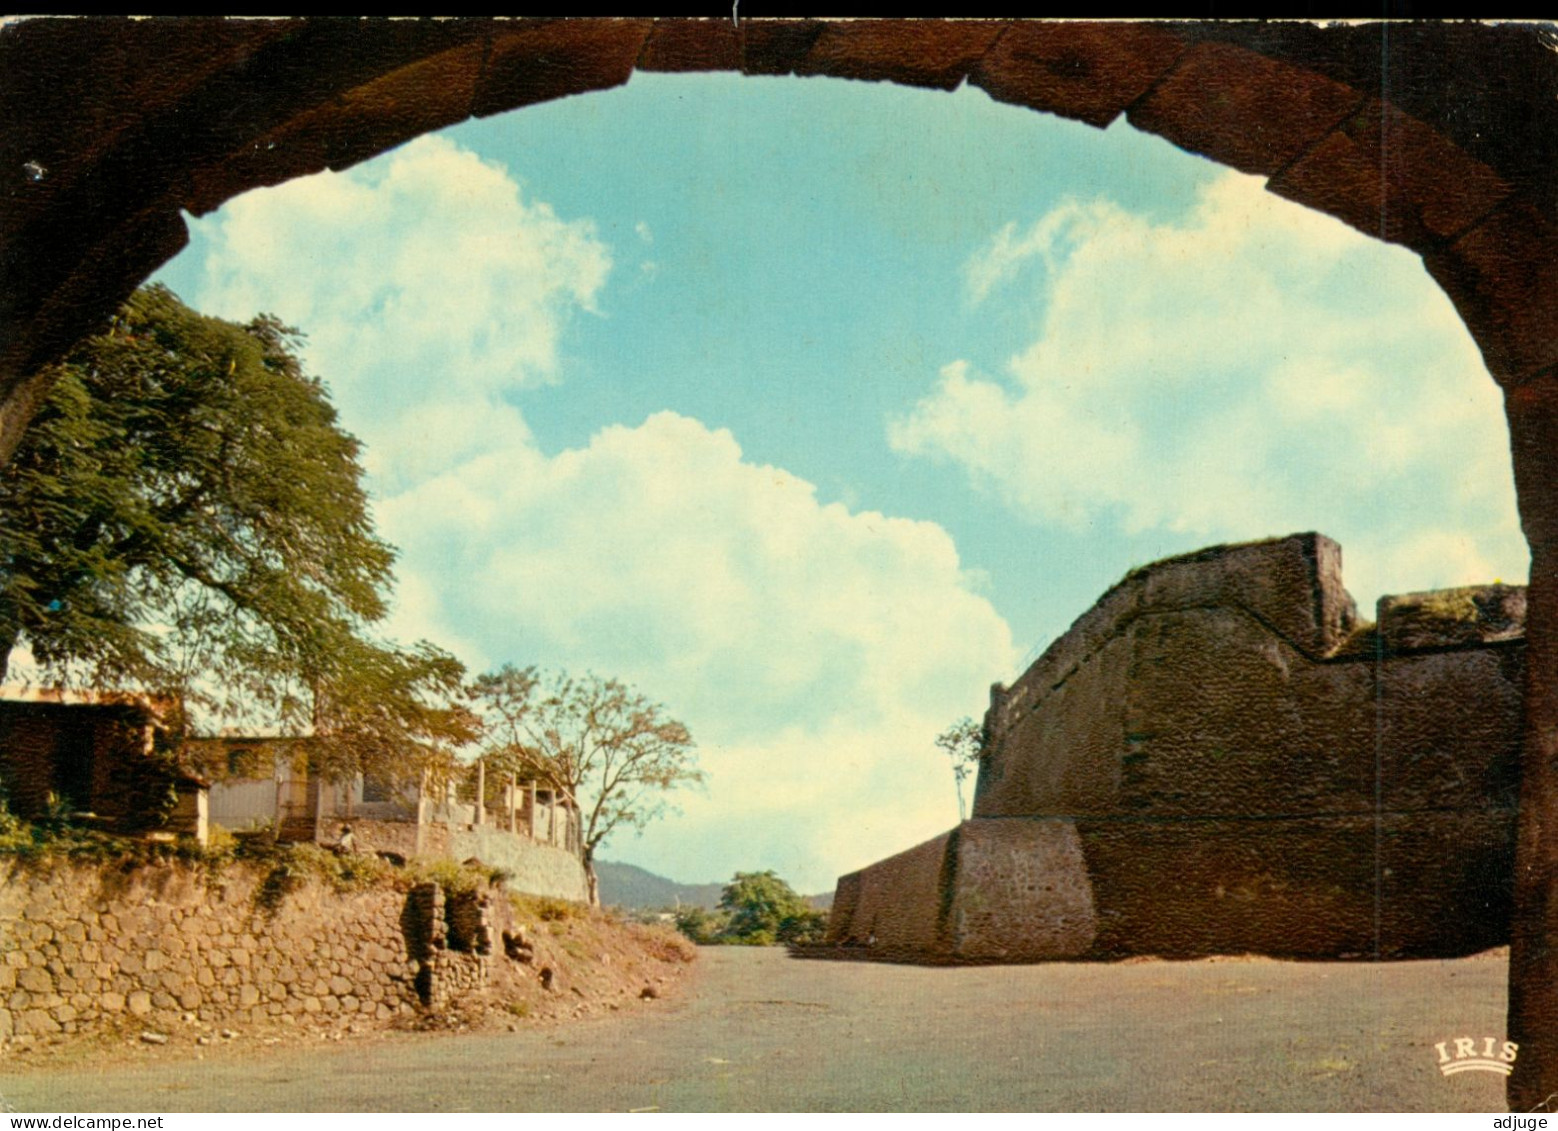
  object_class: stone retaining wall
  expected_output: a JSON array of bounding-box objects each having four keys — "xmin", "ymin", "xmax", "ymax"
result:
[
  {"xmin": 450, "ymin": 825, "xmax": 589, "ymax": 904},
  {"xmin": 0, "ymin": 857, "xmax": 528, "ymax": 1045},
  {"xmin": 341, "ymin": 820, "xmax": 587, "ymax": 903}
]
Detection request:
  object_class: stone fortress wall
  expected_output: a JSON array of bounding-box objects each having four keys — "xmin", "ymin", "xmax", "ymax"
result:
[{"xmin": 826, "ymin": 533, "xmax": 1525, "ymax": 961}]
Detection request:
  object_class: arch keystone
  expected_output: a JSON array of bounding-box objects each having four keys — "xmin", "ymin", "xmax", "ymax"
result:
[
  {"xmin": 969, "ymin": 21, "xmax": 1185, "ymax": 129},
  {"xmin": 794, "ymin": 20, "xmax": 1006, "ymax": 91}
]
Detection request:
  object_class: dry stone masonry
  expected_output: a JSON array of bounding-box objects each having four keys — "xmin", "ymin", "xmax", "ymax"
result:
[
  {"xmin": 0, "ymin": 858, "xmax": 534, "ymax": 1045},
  {"xmin": 827, "ymin": 533, "xmax": 1524, "ymax": 962}
]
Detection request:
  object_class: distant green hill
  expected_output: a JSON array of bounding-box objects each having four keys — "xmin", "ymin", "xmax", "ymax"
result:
[
  {"xmin": 595, "ymin": 861, "xmax": 725, "ymax": 912},
  {"xmin": 596, "ymin": 861, "xmax": 835, "ymax": 912}
]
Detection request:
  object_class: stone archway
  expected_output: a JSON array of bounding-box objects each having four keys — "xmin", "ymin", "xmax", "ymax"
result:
[{"xmin": 4, "ymin": 17, "xmax": 1557, "ymax": 1107}]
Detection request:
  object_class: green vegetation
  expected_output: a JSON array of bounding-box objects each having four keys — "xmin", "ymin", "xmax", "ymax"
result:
[
  {"xmin": 672, "ymin": 905, "xmax": 729, "ymax": 945},
  {"xmin": 0, "ymin": 286, "xmax": 389, "ymax": 704},
  {"xmin": 0, "ymin": 788, "xmax": 194, "ymax": 865},
  {"xmin": 0, "ymin": 285, "xmax": 475, "ymax": 797},
  {"xmin": 0, "ymin": 287, "xmax": 701, "ymax": 870},
  {"xmin": 0, "ymin": 796, "xmax": 513, "ymax": 914},
  {"xmin": 1412, "ymin": 588, "xmax": 1481, "ymax": 623},
  {"xmin": 673, "ymin": 870, "xmax": 828, "ymax": 946}
]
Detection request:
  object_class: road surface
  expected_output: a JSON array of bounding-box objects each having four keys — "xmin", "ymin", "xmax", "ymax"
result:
[{"xmin": 0, "ymin": 947, "xmax": 1510, "ymax": 1112}]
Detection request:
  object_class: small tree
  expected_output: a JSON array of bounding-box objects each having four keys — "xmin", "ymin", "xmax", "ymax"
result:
[
  {"xmin": 936, "ymin": 716, "xmax": 984, "ymax": 821},
  {"xmin": 718, "ymin": 870, "xmax": 819, "ymax": 946},
  {"xmin": 472, "ymin": 665, "xmax": 702, "ymax": 906}
]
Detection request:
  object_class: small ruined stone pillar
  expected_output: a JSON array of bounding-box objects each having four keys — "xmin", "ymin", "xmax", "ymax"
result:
[
  {"xmin": 474, "ymin": 758, "xmax": 485, "ymax": 827},
  {"xmin": 1506, "ymin": 376, "xmax": 1558, "ymax": 1110},
  {"xmin": 508, "ymin": 773, "xmax": 518, "ymax": 835}
]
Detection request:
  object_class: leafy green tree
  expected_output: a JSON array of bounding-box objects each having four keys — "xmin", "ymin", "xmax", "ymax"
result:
[
  {"xmin": 0, "ymin": 284, "xmax": 395, "ymax": 725},
  {"xmin": 936, "ymin": 716, "xmax": 984, "ymax": 821},
  {"xmin": 472, "ymin": 665, "xmax": 702, "ymax": 906},
  {"xmin": 718, "ymin": 870, "xmax": 816, "ymax": 946}
]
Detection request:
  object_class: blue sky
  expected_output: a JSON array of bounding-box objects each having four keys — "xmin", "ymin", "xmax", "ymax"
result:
[{"xmin": 152, "ymin": 71, "xmax": 1524, "ymax": 894}]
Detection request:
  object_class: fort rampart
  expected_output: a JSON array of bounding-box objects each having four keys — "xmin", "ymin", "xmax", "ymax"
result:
[{"xmin": 826, "ymin": 533, "xmax": 1524, "ymax": 961}]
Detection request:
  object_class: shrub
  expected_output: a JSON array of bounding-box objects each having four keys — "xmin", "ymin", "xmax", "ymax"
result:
[
  {"xmin": 672, "ymin": 905, "xmax": 729, "ymax": 945},
  {"xmin": 512, "ymin": 893, "xmax": 582, "ymax": 923},
  {"xmin": 778, "ymin": 909, "xmax": 830, "ymax": 945}
]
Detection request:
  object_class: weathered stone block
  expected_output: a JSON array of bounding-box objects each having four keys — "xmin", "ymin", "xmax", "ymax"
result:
[
  {"xmin": 1426, "ymin": 195, "xmax": 1558, "ymax": 385},
  {"xmin": 636, "ymin": 19, "xmax": 741, "ymax": 73},
  {"xmin": 1128, "ymin": 42, "xmax": 1363, "ymax": 177},
  {"xmin": 1268, "ymin": 98, "xmax": 1511, "ymax": 250},
  {"xmin": 20, "ymin": 1008, "xmax": 59, "ymax": 1034},
  {"xmin": 794, "ymin": 20, "xmax": 1004, "ymax": 91},
  {"xmin": 472, "ymin": 20, "xmax": 650, "ymax": 120},
  {"xmin": 738, "ymin": 20, "xmax": 823, "ymax": 76},
  {"xmin": 951, "ymin": 819, "xmax": 1097, "ymax": 961},
  {"xmin": 970, "ymin": 21, "xmax": 1183, "ymax": 129}
]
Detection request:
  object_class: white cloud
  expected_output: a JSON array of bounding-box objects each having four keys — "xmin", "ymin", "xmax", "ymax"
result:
[
  {"xmin": 381, "ymin": 412, "xmax": 1018, "ymax": 891},
  {"xmin": 179, "ymin": 137, "xmax": 1012, "ymax": 892},
  {"xmin": 894, "ymin": 172, "xmax": 1527, "ymax": 611},
  {"xmin": 188, "ymin": 135, "xmax": 611, "ymax": 491}
]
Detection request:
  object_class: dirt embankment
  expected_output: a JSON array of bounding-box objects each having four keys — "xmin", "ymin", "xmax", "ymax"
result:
[{"xmin": 450, "ymin": 895, "xmax": 698, "ymax": 1030}]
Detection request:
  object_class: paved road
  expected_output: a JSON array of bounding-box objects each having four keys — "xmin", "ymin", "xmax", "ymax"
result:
[{"xmin": 1, "ymin": 948, "xmax": 1511, "ymax": 1112}]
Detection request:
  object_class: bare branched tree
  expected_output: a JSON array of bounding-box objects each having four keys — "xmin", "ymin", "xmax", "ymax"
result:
[
  {"xmin": 936, "ymin": 716, "xmax": 984, "ymax": 822},
  {"xmin": 473, "ymin": 665, "xmax": 702, "ymax": 905}
]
